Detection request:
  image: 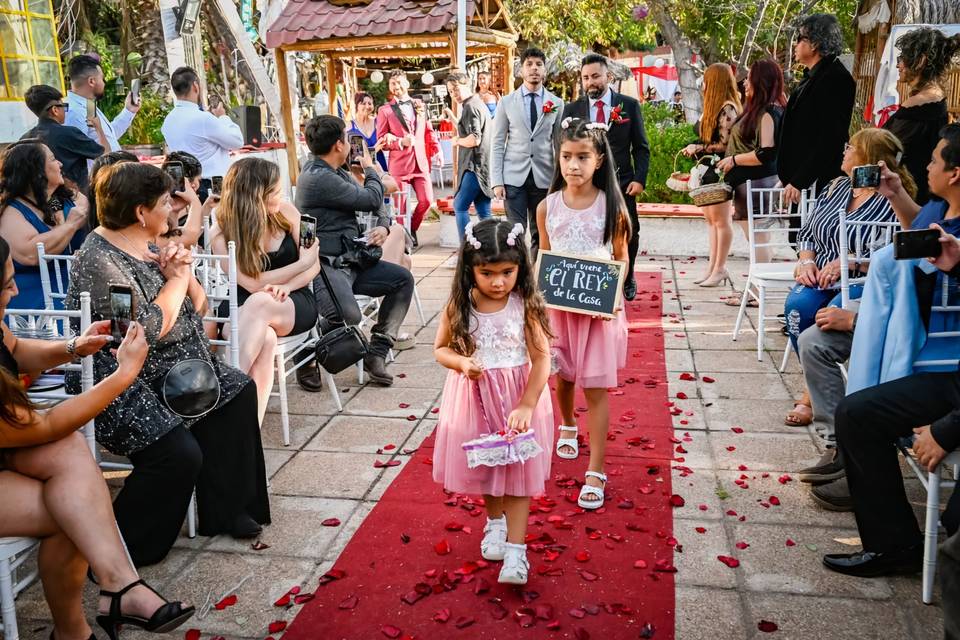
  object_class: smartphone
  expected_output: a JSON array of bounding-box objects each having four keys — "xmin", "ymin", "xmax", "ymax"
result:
[
  {"xmin": 348, "ymin": 134, "xmax": 367, "ymax": 165},
  {"xmin": 893, "ymin": 229, "xmax": 942, "ymax": 260},
  {"xmin": 300, "ymin": 215, "xmax": 317, "ymax": 248},
  {"xmin": 108, "ymin": 284, "xmax": 135, "ymax": 343},
  {"xmin": 164, "ymin": 161, "xmax": 184, "ymax": 195},
  {"xmin": 130, "ymin": 78, "xmax": 141, "ymax": 106},
  {"xmin": 210, "ymin": 176, "xmax": 223, "ymax": 197},
  {"xmin": 85, "ymin": 98, "xmax": 96, "ymax": 121},
  {"xmin": 851, "ymin": 164, "xmax": 881, "ymax": 189}
]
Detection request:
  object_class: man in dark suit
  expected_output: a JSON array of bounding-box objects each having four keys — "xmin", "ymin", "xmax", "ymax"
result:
[
  {"xmin": 562, "ymin": 53, "xmax": 650, "ymax": 300},
  {"xmin": 777, "ymin": 13, "xmax": 855, "ymax": 204}
]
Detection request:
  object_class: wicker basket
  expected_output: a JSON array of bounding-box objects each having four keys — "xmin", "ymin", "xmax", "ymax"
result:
[
  {"xmin": 666, "ymin": 149, "xmax": 692, "ymax": 192},
  {"xmin": 689, "ymin": 181, "xmax": 733, "ymax": 206}
]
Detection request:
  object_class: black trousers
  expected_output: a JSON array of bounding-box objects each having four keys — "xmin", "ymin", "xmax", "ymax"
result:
[
  {"xmin": 944, "ymin": 530, "xmax": 960, "ymax": 640},
  {"xmin": 836, "ymin": 372, "xmax": 960, "ymax": 554},
  {"xmin": 619, "ymin": 177, "xmax": 639, "ymax": 285},
  {"xmin": 112, "ymin": 381, "xmax": 270, "ymax": 566},
  {"xmin": 504, "ymin": 171, "xmax": 548, "ymax": 258}
]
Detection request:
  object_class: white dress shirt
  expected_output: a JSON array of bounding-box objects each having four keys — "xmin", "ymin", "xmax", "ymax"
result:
[
  {"xmin": 588, "ymin": 88, "xmax": 613, "ymax": 124},
  {"xmin": 520, "ymin": 85, "xmax": 544, "ymax": 128},
  {"xmin": 160, "ymin": 100, "xmax": 244, "ymax": 178},
  {"xmin": 64, "ymin": 91, "xmax": 135, "ymax": 152}
]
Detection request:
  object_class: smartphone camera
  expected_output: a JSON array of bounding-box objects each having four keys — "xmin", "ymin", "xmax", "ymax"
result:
[
  {"xmin": 130, "ymin": 78, "xmax": 141, "ymax": 106},
  {"xmin": 851, "ymin": 164, "xmax": 881, "ymax": 189},
  {"xmin": 108, "ymin": 284, "xmax": 135, "ymax": 343},
  {"xmin": 300, "ymin": 215, "xmax": 317, "ymax": 248},
  {"xmin": 893, "ymin": 229, "xmax": 942, "ymax": 260},
  {"xmin": 164, "ymin": 161, "xmax": 184, "ymax": 196},
  {"xmin": 348, "ymin": 134, "xmax": 367, "ymax": 165},
  {"xmin": 210, "ymin": 176, "xmax": 223, "ymax": 197}
]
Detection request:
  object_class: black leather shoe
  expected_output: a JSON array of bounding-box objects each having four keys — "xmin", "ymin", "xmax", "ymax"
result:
[
  {"xmin": 296, "ymin": 361, "xmax": 323, "ymax": 393},
  {"xmin": 822, "ymin": 544, "xmax": 922, "ymax": 577},
  {"xmin": 799, "ymin": 447, "xmax": 845, "ymax": 484},
  {"xmin": 230, "ymin": 514, "xmax": 263, "ymax": 539},
  {"xmin": 411, "ymin": 229, "xmax": 419, "ymax": 248},
  {"xmin": 363, "ymin": 353, "xmax": 394, "ymax": 386},
  {"xmin": 623, "ymin": 278, "xmax": 637, "ymax": 301},
  {"xmin": 810, "ymin": 477, "xmax": 853, "ymax": 512}
]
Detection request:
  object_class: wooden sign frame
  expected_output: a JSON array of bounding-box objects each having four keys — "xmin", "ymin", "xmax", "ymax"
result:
[{"xmin": 535, "ymin": 250, "xmax": 627, "ymax": 319}]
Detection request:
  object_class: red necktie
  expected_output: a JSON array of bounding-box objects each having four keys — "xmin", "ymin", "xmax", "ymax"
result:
[{"xmin": 595, "ymin": 100, "xmax": 605, "ymax": 124}]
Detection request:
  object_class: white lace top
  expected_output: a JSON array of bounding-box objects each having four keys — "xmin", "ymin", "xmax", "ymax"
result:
[
  {"xmin": 469, "ymin": 293, "xmax": 529, "ymax": 370},
  {"xmin": 545, "ymin": 190, "xmax": 612, "ymax": 260}
]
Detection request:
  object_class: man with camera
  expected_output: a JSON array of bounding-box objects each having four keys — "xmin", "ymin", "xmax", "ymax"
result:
[
  {"xmin": 295, "ymin": 115, "xmax": 414, "ymax": 388},
  {"xmin": 821, "ymin": 123, "xmax": 960, "ymax": 578}
]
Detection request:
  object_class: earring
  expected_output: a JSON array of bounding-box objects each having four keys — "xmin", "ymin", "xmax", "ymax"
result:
[{"xmin": 141, "ymin": 221, "xmax": 146, "ymax": 228}]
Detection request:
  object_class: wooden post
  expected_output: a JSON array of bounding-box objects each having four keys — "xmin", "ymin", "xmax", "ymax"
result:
[
  {"xmin": 449, "ymin": 33, "xmax": 458, "ymax": 69},
  {"xmin": 326, "ymin": 56, "xmax": 337, "ymax": 115},
  {"xmin": 502, "ymin": 46, "xmax": 514, "ymax": 93},
  {"xmin": 274, "ymin": 48, "xmax": 300, "ymax": 186}
]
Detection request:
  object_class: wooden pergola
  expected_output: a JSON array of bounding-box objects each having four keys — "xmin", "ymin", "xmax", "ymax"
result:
[{"xmin": 265, "ymin": 0, "xmax": 519, "ymax": 183}]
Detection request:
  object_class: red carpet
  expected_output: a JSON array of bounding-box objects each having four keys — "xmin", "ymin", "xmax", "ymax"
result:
[{"xmin": 285, "ymin": 270, "xmax": 675, "ymax": 639}]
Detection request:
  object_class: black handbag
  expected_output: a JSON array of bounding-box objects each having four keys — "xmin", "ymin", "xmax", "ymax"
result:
[
  {"xmin": 314, "ymin": 263, "xmax": 369, "ymax": 374},
  {"xmin": 335, "ymin": 235, "xmax": 382, "ymax": 271},
  {"xmin": 157, "ymin": 358, "xmax": 221, "ymax": 418}
]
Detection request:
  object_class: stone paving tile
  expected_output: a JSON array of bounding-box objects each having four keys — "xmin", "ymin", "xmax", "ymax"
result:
[
  {"xmin": 694, "ymin": 349, "xmax": 791, "ymax": 373},
  {"xmin": 745, "ymin": 592, "xmax": 913, "ymax": 639},
  {"xmin": 671, "ymin": 468, "xmax": 727, "ymax": 521},
  {"xmin": 673, "ymin": 519, "xmax": 738, "ymax": 589},
  {"xmin": 342, "ymin": 385, "xmax": 440, "ymax": 418},
  {"xmin": 204, "ymin": 495, "xmax": 360, "ymax": 559},
  {"xmin": 675, "ymin": 586, "xmax": 747, "ymax": 640},
  {"xmin": 266, "ymin": 381, "xmax": 360, "ymax": 416},
  {"xmin": 703, "ymin": 398, "xmax": 815, "ymax": 435},
  {"xmin": 387, "ymin": 361, "xmax": 449, "ymax": 389},
  {"xmin": 714, "ymin": 470, "xmax": 855, "ymax": 529},
  {"xmin": 664, "ymin": 348, "xmax": 695, "ymax": 372},
  {"xmin": 270, "ymin": 451, "xmax": 386, "ymax": 500},
  {"xmin": 709, "ymin": 432, "xmax": 817, "ymax": 472},
  {"xmin": 698, "ymin": 372, "xmax": 794, "ymax": 401},
  {"xmin": 260, "ymin": 412, "xmax": 326, "ymax": 450},
  {"xmin": 732, "ymin": 523, "xmax": 892, "ymax": 600},
  {"xmin": 263, "ymin": 448, "xmax": 296, "ymax": 480},
  {"xmin": 305, "ymin": 415, "xmax": 421, "ymax": 454}
]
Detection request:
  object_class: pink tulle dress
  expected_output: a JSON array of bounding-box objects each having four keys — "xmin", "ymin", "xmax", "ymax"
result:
[
  {"xmin": 433, "ymin": 293, "xmax": 554, "ymax": 497},
  {"xmin": 545, "ymin": 190, "xmax": 628, "ymax": 389}
]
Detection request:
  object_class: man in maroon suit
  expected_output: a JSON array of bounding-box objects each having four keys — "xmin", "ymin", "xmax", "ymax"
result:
[{"xmin": 376, "ymin": 70, "xmax": 438, "ymax": 246}]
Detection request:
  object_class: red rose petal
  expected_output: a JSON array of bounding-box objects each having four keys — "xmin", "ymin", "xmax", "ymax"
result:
[
  {"xmin": 318, "ymin": 568, "xmax": 346, "ymax": 585},
  {"xmin": 321, "ymin": 518, "xmax": 341, "ymax": 527},
  {"xmin": 274, "ymin": 593, "xmax": 291, "ymax": 607},
  {"xmin": 268, "ymin": 621, "xmax": 288, "ymax": 634},
  {"xmin": 433, "ymin": 539, "xmax": 451, "ymax": 555},
  {"xmin": 717, "ymin": 555, "xmax": 740, "ymax": 568},
  {"xmin": 758, "ymin": 620, "xmax": 779, "ymax": 633},
  {"xmin": 569, "ymin": 607, "xmax": 586, "ymax": 619},
  {"xmin": 444, "ymin": 521, "xmax": 464, "ymax": 531},
  {"xmin": 338, "ymin": 595, "xmax": 359, "ymax": 610},
  {"xmin": 433, "ymin": 608, "xmax": 451, "ymax": 623},
  {"xmin": 374, "ymin": 459, "xmax": 401, "ymax": 468},
  {"xmin": 578, "ymin": 569, "xmax": 599, "ymax": 581},
  {"xmin": 785, "ymin": 538, "xmax": 796, "ymax": 547},
  {"xmin": 702, "ymin": 376, "xmax": 715, "ymax": 383},
  {"xmin": 769, "ymin": 495, "xmax": 781, "ymax": 506},
  {"xmin": 731, "ymin": 427, "xmax": 744, "ymax": 433},
  {"xmin": 398, "ymin": 403, "xmax": 410, "ymax": 408},
  {"xmin": 383, "ymin": 444, "xmax": 396, "ymax": 450},
  {"xmin": 735, "ymin": 541, "xmax": 749, "ymax": 550},
  {"xmin": 695, "ymin": 527, "xmax": 707, "ymax": 534},
  {"xmin": 213, "ymin": 594, "xmax": 237, "ymax": 610},
  {"xmin": 633, "ymin": 559, "xmax": 648, "ymax": 569},
  {"xmin": 676, "ymin": 391, "xmax": 688, "ymax": 399},
  {"xmin": 293, "ymin": 593, "xmax": 315, "ymax": 605},
  {"xmin": 669, "ymin": 494, "xmax": 685, "ymax": 507},
  {"xmin": 406, "ymin": 415, "xmax": 417, "ymax": 421},
  {"xmin": 574, "ymin": 627, "xmax": 591, "ymax": 640},
  {"xmin": 455, "ymin": 616, "xmax": 476, "ymax": 629},
  {"xmin": 778, "ymin": 474, "xmax": 793, "ymax": 484},
  {"xmin": 726, "ymin": 446, "xmax": 736, "ymax": 451},
  {"xmin": 381, "ymin": 625, "xmax": 402, "ymax": 638},
  {"xmin": 184, "ymin": 630, "xmax": 201, "ymax": 640},
  {"xmin": 251, "ymin": 540, "xmax": 270, "ymax": 550},
  {"xmin": 679, "ymin": 372, "xmax": 696, "ymax": 381},
  {"xmin": 575, "ymin": 550, "xmax": 591, "ymax": 562}
]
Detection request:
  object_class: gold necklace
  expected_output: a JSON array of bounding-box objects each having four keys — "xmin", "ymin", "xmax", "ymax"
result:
[{"xmin": 115, "ymin": 230, "xmax": 149, "ymax": 260}]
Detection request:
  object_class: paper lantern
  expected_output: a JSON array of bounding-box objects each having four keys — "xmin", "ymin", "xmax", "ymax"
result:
[
  {"xmin": 654, "ymin": 58, "xmax": 665, "ymax": 68},
  {"xmin": 370, "ymin": 70, "xmax": 384, "ymax": 84},
  {"xmin": 642, "ymin": 54, "xmax": 656, "ymax": 67},
  {"xmin": 421, "ymin": 72, "xmax": 435, "ymax": 85}
]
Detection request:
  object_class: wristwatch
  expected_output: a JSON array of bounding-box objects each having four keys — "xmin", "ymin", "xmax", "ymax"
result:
[{"xmin": 66, "ymin": 336, "xmax": 78, "ymax": 356}]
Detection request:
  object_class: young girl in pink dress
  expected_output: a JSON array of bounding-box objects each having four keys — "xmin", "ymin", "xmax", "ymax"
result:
[
  {"xmin": 535, "ymin": 117, "xmax": 630, "ymax": 510},
  {"xmin": 433, "ymin": 218, "xmax": 554, "ymax": 585}
]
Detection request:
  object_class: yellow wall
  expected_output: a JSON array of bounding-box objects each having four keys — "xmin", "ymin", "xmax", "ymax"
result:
[{"xmin": 0, "ymin": 0, "xmax": 65, "ymax": 100}]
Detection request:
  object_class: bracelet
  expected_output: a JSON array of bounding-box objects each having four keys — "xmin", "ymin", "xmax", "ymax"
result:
[
  {"xmin": 732, "ymin": 155, "xmax": 737, "ymax": 167},
  {"xmin": 798, "ymin": 259, "xmax": 816, "ymax": 267},
  {"xmin": 66, "ymin": 336, "xmax": 78, "ymax": 356}
]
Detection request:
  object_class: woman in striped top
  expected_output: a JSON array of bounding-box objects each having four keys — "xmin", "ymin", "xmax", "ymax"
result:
[{"xmin": 784, "ymin": 128, "xmax": 916, "ymax": 352}]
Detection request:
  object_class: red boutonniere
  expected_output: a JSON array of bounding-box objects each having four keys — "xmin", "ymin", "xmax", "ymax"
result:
[
  {"xmin": 610, "ymin": 105, "xmax": 626, "ymax": 124},
  {"xmin": 543, "ymin": 100, "xmax": 558, "ymax": 114}
]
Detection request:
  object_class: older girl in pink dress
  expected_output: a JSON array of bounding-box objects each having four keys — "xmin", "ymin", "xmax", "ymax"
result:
[
  {"xmin": 536, "ymin": 117, "xmax": 630, "ymax": 510},
  {"xmin": 433, "ymin": 219, "xmax": 554, "ymax": 585}
]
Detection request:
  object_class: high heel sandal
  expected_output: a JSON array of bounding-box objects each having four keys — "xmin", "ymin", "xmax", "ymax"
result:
[
  {"xmin": 692, "ymin": 271, "xmax": 713, "ymax": 285},
  {"xmin": 698, "ymin": 269, "xmax": 732, "ymax": 288},
  {"xmin": 96, "ymin": 579, "xmax": 195, "ymax": 640}
]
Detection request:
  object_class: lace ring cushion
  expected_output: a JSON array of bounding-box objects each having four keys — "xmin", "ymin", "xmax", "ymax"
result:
[{"xmin": 470, "ymin": 294, "xmax": 529, "ymax": 370}]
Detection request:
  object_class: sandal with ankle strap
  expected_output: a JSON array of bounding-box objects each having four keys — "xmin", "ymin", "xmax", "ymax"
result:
[
  {"xmin": 96, "ymin": 579, "xmax": 195, "ymax": 640},
  {"xmin": 556, "ymin": 425, "xmax": 579, "ymax": 459},
  {"xmin": 578, "ymin": 471, "xmax": 608, "ymax": 510}
]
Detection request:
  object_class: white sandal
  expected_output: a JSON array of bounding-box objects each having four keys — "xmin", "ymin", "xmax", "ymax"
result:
[
  {"xmin": 556, "ymin": 425, "xmax": 579, "ymax": 459},
  {"xmin": 480, "ymin": 516, "xmax": 507, "ymax": 561},
  {"xmin": 578, "ymin": 471, "xmax": 608, "ymax": 510}
]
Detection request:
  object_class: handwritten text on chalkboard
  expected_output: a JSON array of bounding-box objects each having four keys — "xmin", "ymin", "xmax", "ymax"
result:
[{"xmin": 536, "ymin": 251, "xmax": 625, "ymax": 318}]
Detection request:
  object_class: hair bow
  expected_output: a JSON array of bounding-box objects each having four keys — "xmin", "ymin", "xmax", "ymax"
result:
[
  {"xmin": 506, "ymin": 223, "xmax": 524, "ymax": 246},
  {"xmin": 464, "ymin": 221, "xmax": 482, "ymax": 250}
]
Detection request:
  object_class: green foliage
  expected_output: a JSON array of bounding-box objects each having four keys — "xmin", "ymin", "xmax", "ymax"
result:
[
  {"xmin": 97, "ymin": 82, "xmax": 171, "ymax": 146},
  {"xmin": 359, "ymin": 77, "xmax": 389, "ymax": 108},
  {"xmin": 505, "ymin": 0, "xmax": 639, "ymax": 49},
  {"xmin": 81, "ymin": 32, "xmax": 117, "ymax": 80},
  {"xmin": 638, "ymin": 103, "xmax": 695, "ymax": 205}
]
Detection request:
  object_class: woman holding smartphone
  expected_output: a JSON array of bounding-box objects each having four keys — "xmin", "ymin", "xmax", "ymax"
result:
[{"xmin": 210, "ymin": 158, "xmax": 320, "ymax": 420}]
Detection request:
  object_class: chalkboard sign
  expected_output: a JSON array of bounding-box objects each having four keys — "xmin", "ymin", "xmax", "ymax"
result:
[{"xmin": 536, "ymin": 250, "xmax": 626, "ymax": 318}]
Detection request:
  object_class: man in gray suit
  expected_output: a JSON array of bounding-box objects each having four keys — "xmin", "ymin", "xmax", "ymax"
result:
[{"xmin": 491, "ymin": 46, "xmax": 563, "ymax": 255}]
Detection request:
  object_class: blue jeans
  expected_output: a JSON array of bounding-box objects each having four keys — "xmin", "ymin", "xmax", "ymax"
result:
[
  {"xmin": 784, "ymin": 283, "xmax": 862, "ymax": 351},
  {"xmin": 454, "ymin": 170, "xmax": 492, "ymax": 239}
]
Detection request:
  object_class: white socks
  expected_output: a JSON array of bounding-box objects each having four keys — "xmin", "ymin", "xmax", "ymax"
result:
[
  {"xmin": 480, "ymin": 516, "xmax": 507, "ymax": 561},
  {"xmin": 498, "ymin": 542, "xmax": 529, "ymax": 585}
]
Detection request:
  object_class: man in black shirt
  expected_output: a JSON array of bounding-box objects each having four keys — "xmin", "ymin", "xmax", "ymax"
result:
[{"xmin": 21, "ymin": 84, "xmax": 103, "ymax": 191}]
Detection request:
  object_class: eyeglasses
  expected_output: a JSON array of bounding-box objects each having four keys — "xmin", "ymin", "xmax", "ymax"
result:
[
  {"xmin": 46, "ymin": 103, "xmax": 68, "ymax": 112},
  {"xmin": 796, "ymin": 34, "xmax": 810, "ymax": 43},
  {"xmin": 844, "ymin": 142, "xmax": 854, "ymax": 152}
]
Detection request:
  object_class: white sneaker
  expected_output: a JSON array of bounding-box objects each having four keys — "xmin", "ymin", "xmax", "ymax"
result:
[
  {"xmin": 480, "ymin": 517, "xmax": 507, "ymax": 561},
  {"xmin": 498, "ymin": 542, "xmax": 529, "ymax": 584}
]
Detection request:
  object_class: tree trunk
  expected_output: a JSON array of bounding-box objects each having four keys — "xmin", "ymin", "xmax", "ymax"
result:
[
  {"xmin": 737, "ymin": 0, "xmax": 770, "ymax": 69},
  {"xmin": 896, "ymin": 0, "xmax": 960, "ymax": 24},
  {"xmin": 129, "ymin": 0, "xmax": 170, "ymax": 96},
  {"xmin": 648, "ymin": 1, "xmax": 702, "ymax": 123}
]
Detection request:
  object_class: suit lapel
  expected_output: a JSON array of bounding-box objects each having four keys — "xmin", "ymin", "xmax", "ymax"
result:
[
  {"xmin": 531, "ymin": 90, "xmax": 555, "ymax": 136},
  {"xmin": 514, "ymin": 90, "xmax": 533, "ymax": 135},
  {"xmin": 390, "ymin": 100, "xmax": 411, "ymax": 134}
]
